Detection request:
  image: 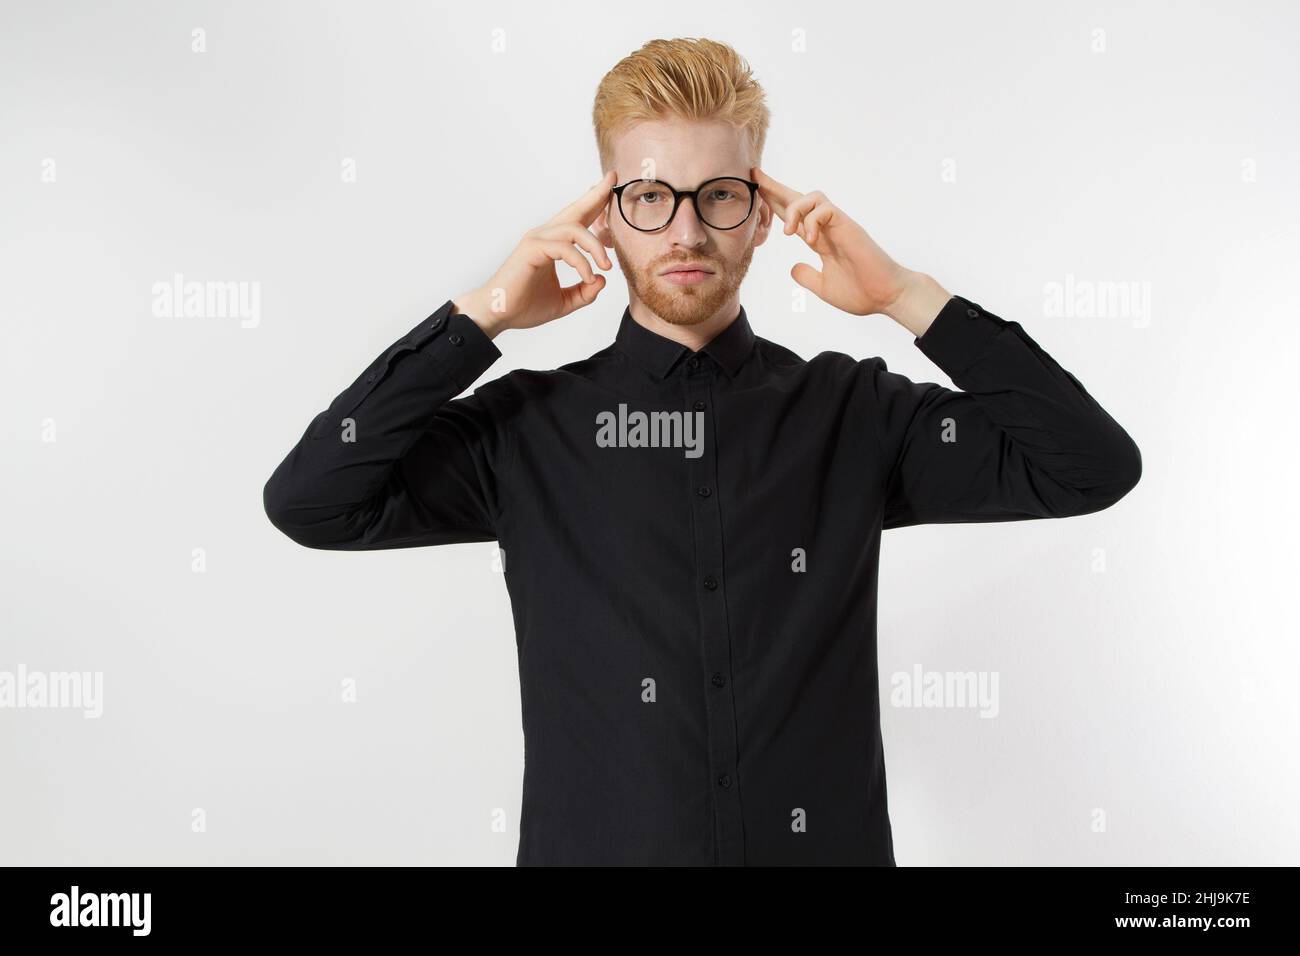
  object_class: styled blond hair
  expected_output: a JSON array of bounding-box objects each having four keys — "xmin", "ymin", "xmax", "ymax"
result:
[{"xmin": 592, "ymin": 38, "xmax": 770, "ymax": 174}]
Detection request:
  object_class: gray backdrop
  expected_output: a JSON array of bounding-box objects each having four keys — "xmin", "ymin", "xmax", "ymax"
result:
[{"xmin": 3, "ymin": 0, "xmax": 1297, "ymax": 865}]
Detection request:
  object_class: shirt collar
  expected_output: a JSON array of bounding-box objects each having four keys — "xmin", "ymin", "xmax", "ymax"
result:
[{"xmin": 614, "ymin": 304, "xmax": 756, "ymax": 379}]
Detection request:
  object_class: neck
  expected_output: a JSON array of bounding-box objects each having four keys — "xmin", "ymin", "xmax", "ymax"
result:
[{"xmin": 627, "ymin": 292, "xmax": 741, "ymax": 351}]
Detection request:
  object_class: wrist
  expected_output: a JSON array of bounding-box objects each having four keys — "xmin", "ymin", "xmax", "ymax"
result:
[
  {"xmin": 452, "ymin": 289, "xmax": 507, "ymax": 340},
  {"xmin": 885, "ymin": 271, "xmax": 951, "ymax": 338}
]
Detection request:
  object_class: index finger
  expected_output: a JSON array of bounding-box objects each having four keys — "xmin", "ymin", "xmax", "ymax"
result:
[
  {"xmin": 751, "ymin": 166, "xmax": 801, "ymax": 221},
  {"xmin": 547, "ymin": 169, "xmax": 618, "ymax": 228}
]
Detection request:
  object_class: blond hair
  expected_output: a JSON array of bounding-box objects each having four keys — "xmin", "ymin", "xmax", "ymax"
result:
[{"xmin": 592, "ymin": 38, "xmax": 770, "ymax": 174}]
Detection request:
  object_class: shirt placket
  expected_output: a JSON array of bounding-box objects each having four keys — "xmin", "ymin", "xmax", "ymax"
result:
[{"xmin": 681, "ymin": 352, "xmax": 745, "ymax": 865}]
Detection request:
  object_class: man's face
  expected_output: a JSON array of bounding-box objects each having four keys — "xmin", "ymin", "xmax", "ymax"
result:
[{"xmin": 594, "ymin": 117, "xmax": 772, "ymax": 326}]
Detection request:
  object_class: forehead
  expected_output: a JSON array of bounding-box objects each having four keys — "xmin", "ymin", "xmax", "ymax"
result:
[{"xmin": 610, "ymin": 117, "xmax": 750, "ymax": 184}]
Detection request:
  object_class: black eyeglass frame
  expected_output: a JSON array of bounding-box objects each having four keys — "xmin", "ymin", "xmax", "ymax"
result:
[{"xmin": 610, "ymin": 176, "xmax": 760, "ymax": 232}]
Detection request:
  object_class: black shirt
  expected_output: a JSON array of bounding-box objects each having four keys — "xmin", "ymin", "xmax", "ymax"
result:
[{"xmin": 262, "ymin": 292, "xmax": 1141, "ymax": 865}]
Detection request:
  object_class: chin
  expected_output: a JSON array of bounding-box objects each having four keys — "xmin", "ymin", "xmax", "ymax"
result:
[{"xmin": 654, "ymin": 300, "xmax": 721, "ymax": 327}]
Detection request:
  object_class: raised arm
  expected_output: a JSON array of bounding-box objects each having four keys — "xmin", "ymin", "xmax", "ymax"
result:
[
  {"xmin": 750, "ymin": 167, "xmax": 1141, "ymax": 526},
  {"xmin": 262, "ymin": 301, "xmax": 510, "ymax": 549},
  {"xmin": 262, "ymin": 170, "xmax": 618, "ymax": 549},
  {"xmin": 870, "ymin": 293, "xmax": 1141, "ymax": 528}
]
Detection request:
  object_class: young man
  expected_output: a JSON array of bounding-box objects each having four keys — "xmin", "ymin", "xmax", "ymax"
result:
[{"xmin": 263, "ymin": 38, "xmax": 1141, "ymax": 866}]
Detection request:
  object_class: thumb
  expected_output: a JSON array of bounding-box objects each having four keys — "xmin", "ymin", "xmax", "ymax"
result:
[
  {"xmin": 559, "ymin": 273, "xmax": 605, "ymax": 317},
  {"xmin": 791, "ymin": 262, "xmax": 823, "ymax": 297}
]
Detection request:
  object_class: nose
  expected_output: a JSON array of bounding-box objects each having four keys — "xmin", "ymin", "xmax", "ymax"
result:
[{"xmin": 666, "ymin": 194, "xmax": 708, "ymax": 245}]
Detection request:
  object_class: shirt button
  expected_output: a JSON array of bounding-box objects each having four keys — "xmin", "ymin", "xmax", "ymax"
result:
[
  {"xmin": 711, "ymin": 672, "xmax": 725, "ymax": 687},
  {"xmin": 966, "ymin": 307, "xmax": 979, "ymax": 318},
  {"xmin": 686, "ymin": 355, "xmax": 699, "ymax": 369},
  {"xmin": 693, "ymin": 400, "xmax": 706, "ymax": 411},
  {"xmin": 449, "ymin": 332, "xmax": 464, "ymax": 346},
  {"xmin": 696, "ymin": 485, "xmax": 711, "ymax": 497},
  {"xmin": 717, "ymin": 774, "xmax": 732, "ymax": 789},
  {"xmin": 703, "ymin": 575, "xmax": 718, "ymax": 590}
]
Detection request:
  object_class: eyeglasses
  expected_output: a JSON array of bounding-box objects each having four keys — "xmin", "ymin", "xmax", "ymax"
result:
[{"xmin": 611, "ymin": 176, "xmax": 760, "ymax": 232}]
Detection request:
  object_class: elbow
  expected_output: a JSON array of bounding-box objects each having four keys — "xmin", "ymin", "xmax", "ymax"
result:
[
  {"xmin": 264, "ymin": 509, "xmax": 311, "ymax": 550},
  {"xmin": 263, "ymin": 478, "xmax": 307, "ymax": 547},
  {"xmin": 263, "ymin": 478, "xmax": 373, "ymax": 551},
  {"xmin": 1044, "ymin": 432, "xmax": 1142, "ymax": 518},
  {"xmin": 263, "ymin": 475, "xmax": 334, "ymax": 550},
  {"xmin": 1083, "ymin": 432, "xmax": 1143, "ymax": 514},
  {"xmin": 1106, "ymin": 432, "xmax": 1143, "ymax": 505}
]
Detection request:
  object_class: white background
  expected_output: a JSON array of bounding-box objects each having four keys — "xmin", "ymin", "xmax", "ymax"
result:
[{"xmin": 2, "ymin": 0, "xmax": 1297, "ymax": 864}]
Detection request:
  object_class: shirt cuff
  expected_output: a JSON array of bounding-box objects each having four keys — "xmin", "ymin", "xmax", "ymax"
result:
[
  {"xmin": 913, "ymin": 294, "xmax": 1008, "ymax": 380},
  {"xmin": 422, "ymin": 299, "xmax": 503, "ymax": 392}
]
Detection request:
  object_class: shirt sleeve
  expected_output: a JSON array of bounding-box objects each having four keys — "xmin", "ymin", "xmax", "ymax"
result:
[
  {"xmin": 262, "ymin": 299, "xmax": 512, "ymax": 550},
  {"xmin": 870, "ymin": 293, "xmax": 1142, "ymax": 529}
]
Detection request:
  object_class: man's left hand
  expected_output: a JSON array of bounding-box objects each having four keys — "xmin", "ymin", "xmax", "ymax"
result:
[{"xmin": 752, "ymin": 167, "xmax": 950, "ymax": 336}]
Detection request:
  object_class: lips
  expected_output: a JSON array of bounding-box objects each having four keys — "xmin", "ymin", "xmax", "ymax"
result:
[
  {"xmin": 661, "ymin": 268, "xmax": 714, "ymax": 286},
  {"xmin": 660, "ymin": 264, "xmax": 715, "ymax": 276}
]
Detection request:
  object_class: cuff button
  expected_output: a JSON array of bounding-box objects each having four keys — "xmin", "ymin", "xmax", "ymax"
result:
[
  {"xmin": 449, "ymin": 332, "xmax": 464, "ymax": 346},
  {"xmin": 966, "ymin": 307, "xmax": 979, "ymax": 318}
]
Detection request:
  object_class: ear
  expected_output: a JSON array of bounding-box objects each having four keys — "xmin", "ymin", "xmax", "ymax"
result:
[{"xmin": 751, "ymin": 196, "xmax": 774, "ymax": 248}]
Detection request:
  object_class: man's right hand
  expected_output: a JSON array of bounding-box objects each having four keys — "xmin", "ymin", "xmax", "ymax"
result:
[{"xmin": 453, "ymin": 169, "xmax": 617, "ymax": 338}]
